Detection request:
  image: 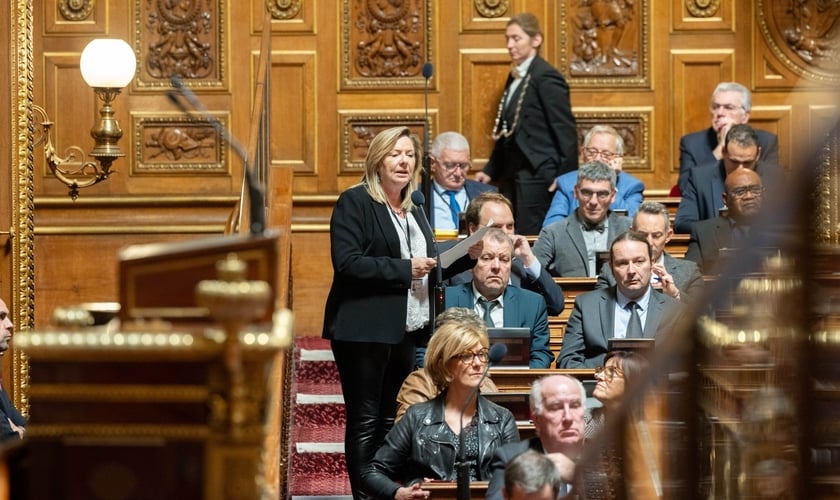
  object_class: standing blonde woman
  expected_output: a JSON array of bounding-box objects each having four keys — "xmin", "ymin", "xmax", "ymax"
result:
[{"xmin": 323, "ymin": 126, "xmax": 475, "ymax": 499}]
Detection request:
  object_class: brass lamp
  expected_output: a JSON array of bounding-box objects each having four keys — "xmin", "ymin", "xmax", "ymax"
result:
[{"xmin": 37, "ymin": 38, "xmax": 136, "ymax": 200}]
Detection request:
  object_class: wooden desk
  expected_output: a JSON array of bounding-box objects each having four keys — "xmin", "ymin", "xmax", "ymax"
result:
[
  {"xmin": 489, "ymin": 369, "xmax": 596, "ymax": 393},
  {"xmin": 423, "ymin": 480, "xmax": 488, "ymax": 499}
]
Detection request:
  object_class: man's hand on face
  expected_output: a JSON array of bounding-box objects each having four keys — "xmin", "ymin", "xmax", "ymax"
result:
[{"xmin": 511, "ymin": 234, "xmax": 535, "ymax": 267}]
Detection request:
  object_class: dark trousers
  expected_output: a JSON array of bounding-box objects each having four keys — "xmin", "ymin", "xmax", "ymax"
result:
[
  {"xmin": 496, "ymin": 142, "xmax": 557, "ymax": 235},
  {"xmin": 331, "ymin": 334, "xmax": 415, "ymax": 499}
]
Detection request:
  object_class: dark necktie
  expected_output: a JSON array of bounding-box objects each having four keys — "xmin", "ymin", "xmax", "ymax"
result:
[
  {"xmin": 445, "ymin": 190, "xmax": 461, "ymax": 228},
  {"xmin": 625, "ymin": 301, "xmax": 643, "ymax": 338},
  {"xmin": 477, "ymin": 298, "xmax": 498, "ymax": 327}
]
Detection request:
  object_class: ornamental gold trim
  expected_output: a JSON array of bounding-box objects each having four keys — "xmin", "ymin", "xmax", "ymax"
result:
[
  {"xmin": 474, "ymin": 0, "xmax": 509, "ymax": 18},
  {"xmin": 685, "ymin": 0, "xmax": 720, "ymax": 18}
]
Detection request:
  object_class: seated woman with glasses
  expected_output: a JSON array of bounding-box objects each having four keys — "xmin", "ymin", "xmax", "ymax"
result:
[
  {"xmin": 582, "ymin": 350, "xmax": 651, "ymax": 499},
  {"xmin": 361, "ymin": 319, "xmax": 519, "ymax": 499}
]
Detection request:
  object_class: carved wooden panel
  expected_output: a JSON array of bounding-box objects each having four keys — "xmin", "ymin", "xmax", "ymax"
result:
[
  {"xmin": 809, "ymin": 105, "xmax": 840, "ymax": 152},
  {"xmin": 672, "ymin": 0, "xmax": 732, "ymax": 32},
  {"xmin": 561, "ymin": 0, "xmax": 650, "ymax": 87},
  {"xmin": 269, "ymin": 51, "xmax": 317, "ymax": 174},
  {"xmin": 256, "ymin": 0, "xmax": 313, "ymax": 33},
  {"xmin": 749, "ymin": 106, "xmax": 793, "ymax": 170},
  {"xmin": 756, "ymin": 0, "xmax": 840, "ymax": 87},
  {"xmin": 134, "ymin": 0, "xmax": 226, "ymax": 89},
  {"xmin": 461, "ymin": 0, "xmax": 512, "ymax": 32},
  {"xmin": 460, "ymin": 50, "xmax": 511, "ymax": 168},
  {"xmin": 574, "ymin": 109, "xmax": 653, "ymax": 173},
  {"xmin": 670, "ymin": 50, "xmax": 735, "ymax": 171},
  {"xmin": 45, "ymin": 0, "xmax": 106, "ymax": 34},
  {"xmin": 132, "ymin": 114, "xmax": 229, "ymax": 174},
  {"xmin": 341, "ymin": 0, "xmax": 432, "ymax": 89},
  {"xmin": 338, "ymin": 112, "xmax": 435, "ymax": 174}
]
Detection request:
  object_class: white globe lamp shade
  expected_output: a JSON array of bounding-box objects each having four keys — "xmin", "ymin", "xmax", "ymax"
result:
[{"xmin": 80, "ymin": 39, "xmax": 137, "ymax": 89}]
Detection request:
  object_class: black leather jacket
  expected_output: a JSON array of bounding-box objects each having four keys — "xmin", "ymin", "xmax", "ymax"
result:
[{"xmin": 361, "ymin": 392, "xmax": 519, "ymax": 499}]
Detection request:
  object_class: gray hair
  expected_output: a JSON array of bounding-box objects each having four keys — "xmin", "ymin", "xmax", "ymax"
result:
[
  {"xmin": 504, "ymin": 449, "xmax": 563, "ymax": 498},
  {"xmin": 530, "ymin": 375, "xmax": 586, "ymax": 416},
  {"xmin": 431, "ymin": 131, "xmax": 470, "ymax": 158},
  {"xmin": 583, "ymin": 124, "xmax": 624, "ymax": 155},
  {"xmin": 576, "ymin": 161, "xmax": 617, "ymax": 190},
  {"xmin": 712, "ymin": 82, "xmax": 752, "ymax": 112},
  {"xmin": 633, "ymin": 201, "xmax": 670, "ymax": 231}
]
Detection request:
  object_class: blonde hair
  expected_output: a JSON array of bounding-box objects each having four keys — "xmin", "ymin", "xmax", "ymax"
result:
[
  {"xmin": 424, "ymin": 320, "xmax": 489, "ymax": 391},
  {"xmin": 361, "ymin": 126, "xmax": 421, "ymax": 212}
]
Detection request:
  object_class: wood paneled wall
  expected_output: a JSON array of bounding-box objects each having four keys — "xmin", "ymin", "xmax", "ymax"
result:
[{"xmin": 15, "ymin": 1, "xmax": 840, "ymax": 338}]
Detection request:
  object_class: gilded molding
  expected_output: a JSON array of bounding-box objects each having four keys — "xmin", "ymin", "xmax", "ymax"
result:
[
  {"xmin": 341, "ymin": 0, "xmax": 433, "ymax": 89},
  {"xmin": 266, "ymin": 0, "xmax": 302, "ymax": 20},
  {"xmin": 684, "ymin": 0, "xmax": 720, "ymax": 18},
  {"xmin": 12, "ymin": 0, "xmax": 36, "ymax": 417},
  {"xmin": 757, "ymin": 0, "xmax": 840, "ymax": 83},
  {"xmin": 58, "ymin": 0, "xmax": 95, "ymax": 21},
  {"xmin": 474, "ymin": 0, "xmax": 509, "ymax": 18},
  {"xmin": 813, "ymin": 124, "xmax": 840, "ymax": 243}
]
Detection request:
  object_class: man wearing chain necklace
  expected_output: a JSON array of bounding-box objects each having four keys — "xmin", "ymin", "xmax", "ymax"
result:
[{"xmin": 476, "ymin": 12, "xmax": 578, "ymax": 236}]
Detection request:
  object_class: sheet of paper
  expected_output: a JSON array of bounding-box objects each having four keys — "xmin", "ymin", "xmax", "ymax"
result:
[{"xmin": 440, "ymin": 224, "xmax": 491, "ymax": 268}]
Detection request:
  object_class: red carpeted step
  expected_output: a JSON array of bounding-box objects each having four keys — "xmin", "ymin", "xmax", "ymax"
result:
[{"xmin": 288, "ymin": 337, "xmax": 351, "ymax": 497}]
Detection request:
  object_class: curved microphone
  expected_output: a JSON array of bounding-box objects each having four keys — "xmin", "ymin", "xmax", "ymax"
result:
[
  {"xmin": 421, "ymin": 62, "xmax": 434, "ymax": 220},
  {"xmin": 456, "ymin": 342, "xmax": 507, "ymax": 500}
]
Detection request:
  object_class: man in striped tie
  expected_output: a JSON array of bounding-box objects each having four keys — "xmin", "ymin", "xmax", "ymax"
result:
[{"xmin": 429, "ymin": 132, "xmax": 497, "ymax": 232}]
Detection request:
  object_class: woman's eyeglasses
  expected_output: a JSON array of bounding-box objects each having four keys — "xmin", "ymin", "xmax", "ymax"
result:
[
  {"xmin": 453, "ymin": 349, "xmax": 490, "ymax": 364},
  {"xmin": 594, "ymin": 365, "xmax": 624, "ymax": 381}
]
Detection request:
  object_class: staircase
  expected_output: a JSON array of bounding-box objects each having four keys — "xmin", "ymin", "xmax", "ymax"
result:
[{"xmin": 288, "ymin": 337, "xmax": 352, "ymax": 498}]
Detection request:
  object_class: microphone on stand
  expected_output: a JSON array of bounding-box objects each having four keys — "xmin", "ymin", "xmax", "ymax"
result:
[
  {"xmin": 411, "ymin": 190, "xmax": 444, "ymax": 320},
  {"xmin": 456, "ymin": 343, "xmax": 507, "ymax": 500},
  {"xmin": 421, "ymin": 62, "xmax": 434, "ymax": 221},
  {"xmin": 168, "ymin": 76, "xmax": 265, "ymax": 235}
]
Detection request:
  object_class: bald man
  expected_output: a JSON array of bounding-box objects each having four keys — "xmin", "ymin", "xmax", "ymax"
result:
[{"xmin": 685, "ymin": 168, "xmax": 764, "ymax": 274}]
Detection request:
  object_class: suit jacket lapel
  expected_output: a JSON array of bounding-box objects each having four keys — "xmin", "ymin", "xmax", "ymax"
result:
[
  {"xmin": 374, "ymin": 199, "xmax": 401, "ymax": 257},
  {"xmin": 502, "ymin": 287, "xmax": 518, "ymax": 327},
  {"xmin": 566, "ymin": 221, "xmax": 589, "ymax": 271},
  {"xmin": 600, "ymin": 289, "xmax": 615, "ymax": 341},
  {"xmin": 644, "ymin": 290, "xmax": 665, "ymax": 338}
]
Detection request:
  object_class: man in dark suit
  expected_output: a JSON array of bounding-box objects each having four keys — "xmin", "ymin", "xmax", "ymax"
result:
[
  {"xmin": 678, "ymin": 82, "xmax": 779, "ymax": 193},
  {"xmin": 598, "ymin": 201, "xmax": 704, "ymax": 302},
  {"xmin": 533, "ymin": 161, "xmax": 632, "ymax": 277},
  {"xmin": 447, "ymin": 192, "xmax": 565, "ymax": 316},
  {"xmin": 675, "ymin": 124, "xmax": 780, "ymax": 234},
  {"xmin": 428, "ymin": 131, "xmax": 497, "ymax": 232},
  {"xmin": 685, "ymin": 168, "xmax": 764, "ymax": 274},
  {"xmin": 0, "ymin": 298, "xmax": 25, "ymax": 442},
  {"xmin": 558, "ymin": 232, "xmax": 683, "ymax": 368},
  {"xmin": 444, "ymin": 228, "xmax": 554, "ymax": 368},
  {"xmin": 475, "ymin": 13, "xmax": 578, "ymax": 235},
  {"xmin": 485, "ymin": 375, "xmax": 586, "ymax": 500}
]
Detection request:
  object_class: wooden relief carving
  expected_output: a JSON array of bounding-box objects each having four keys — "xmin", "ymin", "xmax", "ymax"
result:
[
  {"xmin": 339, "ymin": 113, "xmax": 434, "ymax": 173},
  {"xmin": 564, "ymin": 0, "xmax": 649, "ymax": 86},
  {"xmin": 137, "ymin": 0, "xmax": 223, "ymax": 87},
  {"xmin": 814, "ymin": 121, "xmax": 840, "ymax": 243},
  {"xmin": 134, "ymin": 116, "xmax": 228, "ymax": 174},
  {"xmin": 758, "ymin": 0, "xmax": 840, "ymax": 83},
  {"xmin": 59, "ymin": 0, "xmax": 95, "ymax": 21},
  {"xmin": 474, "ymin": 0, "xmax": 510, "ymax": 18},
  {"xmin": 266, "ymin": 0, "xmax": 302, "ymax": 20},
  {"xmin": 684, "ymin": 0, "xmax": 721, "ymax": 18},
  {"xmin": 342, "ymin": 0, "xmax": 432, "ymax": 88},
  {"xmin": 574, "ymin": 111, "xmax": 651, "ymax": 171}
]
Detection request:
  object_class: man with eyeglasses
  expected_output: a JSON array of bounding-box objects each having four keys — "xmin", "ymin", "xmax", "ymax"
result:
[
  {"xmin": 542, "ymin": 125, "xmax": 644, "ymax": 227},
  {"xmin": 678, "ymin": 82, "xmax": 779, "ymax": 194},
  {"xmin": 446, "ymin": 192, "xmax": 565, "ymax": 316},
  {"xmin": 485, "ymin": 375, "xmax": 586, "ymax": 500},
  {"xmin": 685, "ymin": 168, "xmax": 765, "ymax": 274},
  {"xmin": 557, "ymin": 231, "xmax": 683, "ymax": 368},
  {"xmin": 675, "ymin": 124, "xmax": 781, "ymax": 234},
  {"xmin": 533, "ymin": 161, "xmax": 632, "ymax": 277},
  {"xmin": 444, "ymin": 228, "xmax": 554, "ymax": 368},
  {"xmin": 597, "ymin": 201, "xmax": 704, "ymax": 302},
  {"xmin": 429, "ymin": 131, "xmax": 497, "ymax": 232}
]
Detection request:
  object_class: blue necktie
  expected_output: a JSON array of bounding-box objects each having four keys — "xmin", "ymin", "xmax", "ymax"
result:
[{"xmin": 445, "ymin": 190, "xmax": 461, "ymax": 228}]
